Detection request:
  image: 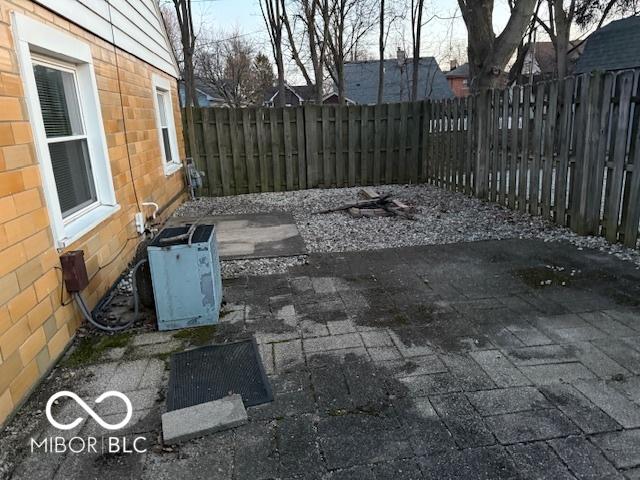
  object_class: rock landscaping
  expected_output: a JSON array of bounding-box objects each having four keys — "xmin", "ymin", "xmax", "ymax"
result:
[{"xmin": 175, "ymin": 184, "xmax": 640, "ymax": 278}]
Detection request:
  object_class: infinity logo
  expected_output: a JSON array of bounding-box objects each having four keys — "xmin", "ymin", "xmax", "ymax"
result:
[{"xmin": 45, "ymin": 391, "xmax": 133, "ymax": 431}]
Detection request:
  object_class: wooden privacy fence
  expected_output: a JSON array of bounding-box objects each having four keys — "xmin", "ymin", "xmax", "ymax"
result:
[
  {"xmin": 469, "ymin": 70, "xmax": 640, "ymax": 248},
  {"xmin": 187, "ymin": 68, "xmax": 640, "ymax": 248},
  {"xmin": 189, "ymin": 102, "xmax": 433, "ymax": 195}
]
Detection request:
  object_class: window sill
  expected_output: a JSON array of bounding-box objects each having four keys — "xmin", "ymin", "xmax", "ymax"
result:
[
  {"xmin": 57, "ymin": 203, "xmax": 121, "ymax": 249},
  {"xmin": 164, "ymin": 161, "xmax": 183, "ymax": 177}
]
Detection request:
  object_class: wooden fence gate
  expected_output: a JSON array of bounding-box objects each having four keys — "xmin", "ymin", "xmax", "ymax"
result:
[{"xmin": 186, "ymin": 69, "xmax": 640, "ymax": 248}]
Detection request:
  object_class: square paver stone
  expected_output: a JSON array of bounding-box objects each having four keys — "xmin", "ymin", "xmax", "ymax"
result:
[{"xmin": 162, "ymin": 394, "xmax": 247, "ymax": 444}]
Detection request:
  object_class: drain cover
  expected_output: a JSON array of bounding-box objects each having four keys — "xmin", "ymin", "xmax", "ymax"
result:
[{"xmin": 166, "ymin": 339, "xmax": 273, "ymax": 411}]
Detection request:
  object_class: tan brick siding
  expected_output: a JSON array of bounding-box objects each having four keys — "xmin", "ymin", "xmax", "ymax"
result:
[{"xmin": 0, "ymin": 0, "xmax": 187, "ymax": 425}]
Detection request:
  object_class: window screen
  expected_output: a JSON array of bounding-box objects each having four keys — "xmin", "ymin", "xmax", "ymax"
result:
[{"xmin": 33, "ymin": 62, "xmax": 96, "ymax": 217}]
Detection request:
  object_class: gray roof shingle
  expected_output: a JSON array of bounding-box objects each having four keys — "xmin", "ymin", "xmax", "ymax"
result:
[
  {"xmin": 343, "ymin": 57, "xmax": 453, "ymax": 104},
  {"xmin": 445, "ymin": 63, "xmax": 469, "ymax": 78},
  {"xmin": 575, "ymin": 16, "xmax": 640, "ymax": 74}
]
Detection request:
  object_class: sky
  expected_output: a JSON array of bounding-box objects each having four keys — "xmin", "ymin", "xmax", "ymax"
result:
[
  {"xmin": 179, "ymin": 0, "xmax": 613, "ymax": 83},
  {"xmin": 184, "ymin": 0, "xmax": 508, "ymax": 75}
]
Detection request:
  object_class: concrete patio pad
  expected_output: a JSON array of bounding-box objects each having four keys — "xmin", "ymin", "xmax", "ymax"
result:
[
  {"xmin": 3, "ymin": 238, "xmax": 640, "ymax": 479},
  {"xmin": 165, "ymin": 212, "xmax": 306, "ymax": 259}
]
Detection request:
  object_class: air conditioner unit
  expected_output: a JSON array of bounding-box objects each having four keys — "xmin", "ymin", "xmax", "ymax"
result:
[{"xmin": 147, "ymin": 224, "xmax": 222, "ymax": 331}]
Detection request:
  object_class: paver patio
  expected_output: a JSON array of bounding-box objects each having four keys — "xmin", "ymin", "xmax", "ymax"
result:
[{"xmin": 3, "ymin": 238, "xmax": 640, "ymax": 479}]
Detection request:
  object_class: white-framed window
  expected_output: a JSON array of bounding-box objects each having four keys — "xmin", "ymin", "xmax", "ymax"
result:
[
  {"xmin": 152, "ymin": 74, "xmax": 181, "ymax": 176},
  {"xmin": 13, "ymin": 13, "xmax": 118, "ymax": 249}
]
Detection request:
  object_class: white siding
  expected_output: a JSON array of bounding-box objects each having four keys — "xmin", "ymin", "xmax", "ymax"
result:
[{"xmin": 34, "ymin": 0, "xmax": 179, "ymax": 78}]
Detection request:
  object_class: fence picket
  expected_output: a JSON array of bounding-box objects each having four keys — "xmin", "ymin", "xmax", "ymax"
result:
[
  {"xmin": 554, "ymin": 78, "xmax": 575, "ymax": 226},
  {"xmin": 518, "ymin": 85, "xmax": 532, "ymax": 211},
  {"xmin": 229, "ymin": 108, "xmax": 244, "ymax": 194},
  {"xmin": 304, "ymin": 105, "xmax": 318, "ymax": 187},
  {"xmin": 529, "ymin": 83, "xmax": 546, "ymax": 215},
  {"xmin": 465, "ymin": 95, "xmax": 474, "ymax": 195},
  {"xmin": 283, "ymin": 108, "xmax": 294, "ymax": 190},
  {"xmin": 399, "ymin": 102, "xmax": 408, "ymax": 183},
  {"xmin": 361, "ymin": 105, "xmax": 369, "ymax": 185},
  {"xmin": 605, "ymin": 71, "xmax": 635, "ymax": 242},
  {"xmin": 508, "ymin": 86, "xmax": 520, "ymax": 208},
  {"xmin": 385, "ymin": 103, "xmax": 395, "ymax": 184},
  {"xmin": 410, "ymin": 101, "xmax": 421, "ymax": 183},
  {"xmin": 213, "ymin": 108, "xmax": 231, "ymax": 195},
  {"xmin": 296, "ymin": 107, "xmax": 307, "ymax": 190},
  {"xmin": 373, "ymin": 104, "xmax": 382, "ymax": 185},
  {"xmin": 348, "ymin": 106, "xmax": 357, "ymax": 186},
  {"xmin": 242, "ymin": 109, "xmax": 257, "ymax": 193},
  {"xmin": 500, "ymin": 88, "xmax": 510, "ymax": 204},
  {"xmin": 541, "ymin": 81, "xmax": 558, "ymax": 219},
  {"xmin": 420, "ymin": 101, "xmax": 430, "ymax": 183},
  {"xmin": 622, "ymin": 76, "xmax": 640, "ymax": 246},
  {"xmin": 446, "ymin": 100, "xmax": 454, "ymax": 190}
]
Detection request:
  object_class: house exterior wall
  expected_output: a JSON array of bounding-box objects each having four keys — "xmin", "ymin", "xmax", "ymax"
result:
[
  {"xmin": 270, "ymin": 90, "xmax": 302, "ymax": 107},
  {"xmin": 447, "ymin": 77, "xmax": 470, "ymax": 98},
  {"xmin": 0, "ymin": 0, "xmax": 186, "ymax": 426},
  {"xmin": 33, "ymin": 0, "xmax": 178, "ymax": 78}
]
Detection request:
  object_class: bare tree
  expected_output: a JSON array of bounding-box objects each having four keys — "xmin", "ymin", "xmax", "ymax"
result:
[
  {"xmin": 197, "ymin": 34, "xmax": 257, "ymax": 107},
  {"xmin": 160, "ymin": 4, "xmax": 183, "ymax": 76},
  {"xmin": 535, "ymin": 0, "xmax": 639, "ymax": 84},
  {"xmin": 281, "ymin": 0, "xmax": 326, "ymax": 103},
  {"xmin": 378, "ymin": 0, "xmax": 385, "ymax": 103},
  {"xmin": 531, "ymin": 0, "xmax": 576, "ymax": 82},
  {"xmin": 260, "ymin": 0, "xmax": 286, "ymax": 107},
  {"xmin": 375, "ymin": 0, "xmax": 407, "ymax": 102},
  {"xmin": 171, "ymin": 0, "xmax": 197, "ymax": 107},
  {"xmin": 253, "ymin": 53, "xmax": 276, "ymax": 103},
  {"xmin": 458, "ymin": 0, "xmax": 538, "ymax": 90},
  {"xmin": 575, "ymin": 0, "xmax": 639, "ymax": 28},
  {"xmin": 506, "ymin": 0, "xmax": 540, "ymax": 85},
  {"xmin": 319, "ymin": 0, "xmax": 377, "ymax": 103},
  {"xmin": 410, "ymin": 0, "xmax": 425, "ymax": 101}
]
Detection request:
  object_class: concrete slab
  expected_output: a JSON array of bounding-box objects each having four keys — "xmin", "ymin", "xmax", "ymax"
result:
[
  {"xmin": 162, "ymin": 394, "xmax": 247, "ymax": 444},
  {"xmin": 166, "ymin": 212, "xmax": 306, "ymax": 259}
]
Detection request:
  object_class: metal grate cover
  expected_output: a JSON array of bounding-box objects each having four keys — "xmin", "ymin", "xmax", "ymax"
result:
[
  {"xmin": 166, "ymin": 339, "xmax": 273, "ymax": 411},
  {"xmin": 150, "ymin": 224, "xmax": 214, "ymax": 247}
]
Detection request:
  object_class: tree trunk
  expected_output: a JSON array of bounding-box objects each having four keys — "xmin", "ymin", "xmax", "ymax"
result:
[
  {"xmin": 411, "ymin": 0, "xmax": 424, "ymax": 101},
  {"xmin": 260, "ymin": 0, "xmax": 286, "ymax": 106},
  {"xmin": 276, "ymin": 54, "xmax": 286, "ymax": 107},
  {"xmin": 553, "ymin": 0, "xmax": 574, "ymax": 82},
  {"xmin": 307, "ymin": 0, "xmax": 324, "ymax": 104},
  {"xmin": 459, "ymin": 0, "xmax": 537, "ymax": 91},
  {"xmin": 377, "ymin": 0, "xmax": 385, "ymax": 104},
  {"xmin": 337, "ymin": 61, "xmax": 345, "ymax": 104}
]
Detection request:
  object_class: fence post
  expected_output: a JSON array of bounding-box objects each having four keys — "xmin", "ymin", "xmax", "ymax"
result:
[{"xmin": 474, "ymin": 89, "xmax": 490, "ymax": 199}]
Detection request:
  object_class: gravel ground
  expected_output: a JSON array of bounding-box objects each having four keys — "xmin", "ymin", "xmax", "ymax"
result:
[{"xmin": 174, "ymin": 183, "xmax": 640, "ymax": 277}]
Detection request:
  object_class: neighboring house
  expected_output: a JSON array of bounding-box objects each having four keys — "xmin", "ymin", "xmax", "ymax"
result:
[
  {"xmin": 0, "ymin": 0, "xmax": 186, "ymax": 425},
  {"xmin": 445, "ymin": 63, "xmax": 470, "ymax": 97},
  {"xmin": 264, "ymin": 83, "xmax": 318, "ymax": 107},
  {"xmin": 520, "ymin": 41, "xmax": 583, "ymax": 81},
  {"xmin": 321, "ymin": 92, "xmax": 355, "ymax": 105},
  {"xmin": 575, "ymin": 15, "xmax": 640, "ymax": 74},
  {"xmin": 179, "ymin": 80, "xmax": 227, "ymax": 107},
  {"xmin": 343, "ymin": 51, "xmax": 454, "ymax": 104}
]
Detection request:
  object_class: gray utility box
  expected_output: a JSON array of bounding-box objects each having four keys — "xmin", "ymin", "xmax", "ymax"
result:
[{"xmin": 147, "ymin": 224, "xmax": 222, "ymax": 331}]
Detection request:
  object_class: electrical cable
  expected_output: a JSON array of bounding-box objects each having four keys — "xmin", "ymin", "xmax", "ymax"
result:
[
  {"xmin": 107, "ymin": 0, "xmax": 142, "ymax": 211},
  {"xmin": 72, "ymin": 259, "xmax": 148, "ymax": 332},
  {"xmin": 88, "ymin": 236, "xmax": 141, "ymax": 282},
  {"xmin": 54, "ymin": 266, "xmax": 74, "ymax": 306}
]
